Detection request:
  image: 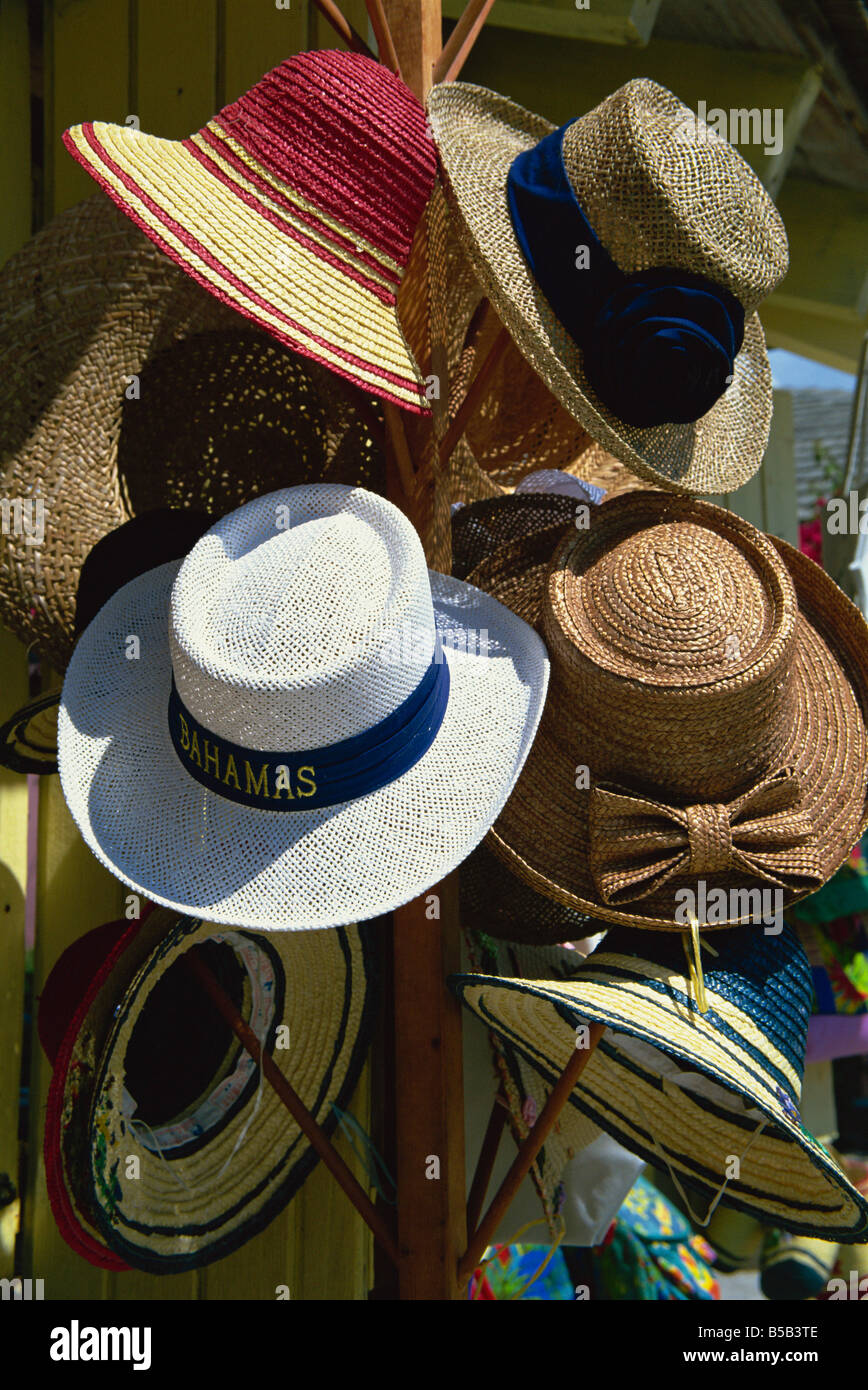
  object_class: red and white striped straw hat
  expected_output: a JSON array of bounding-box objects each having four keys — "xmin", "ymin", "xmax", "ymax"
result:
[{"xmin": 63, "ymin": 50, "xmax": 437, "ymax": 413}]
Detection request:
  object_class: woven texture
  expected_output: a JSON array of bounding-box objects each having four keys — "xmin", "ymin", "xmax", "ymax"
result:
[
  {"xmin": 88, "ymin": 915, "xmax": 375, "ymax": 1272},
  {"xmin": 64, "ymin": 51, "xmax": 436, "ymax": 411},
  {"xmin": 465, "ymin": 928, "xmax": 605, "ymax": 1233},
  {"xmin": 470, "ymin": 491, "xmax": 868, "ymax": 929},
  {"xmin": 427, "ymin": 78, "xmax": 788, "ymax": 495},
  {"xmin": 452, "ymin": 494, "xmax": 576, "ymax": 582},
  {"xmin": 58, "ymin": 485, "xmax": 549, "ymax": 930},
  {"xmin": 42, "ymin": 909, "xmax": 173, "ymax": 1269},
  {"xmin": 451, "ymin": 924, "xmax": 868, "ymax": 1240},
  {"xmin": 0, "ymin": 196, "xmax": 386, "ymax": 674}
]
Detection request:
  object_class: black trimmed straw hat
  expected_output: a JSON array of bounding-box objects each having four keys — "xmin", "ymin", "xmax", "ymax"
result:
[
  {"xmin": 452, "ymin": 923, "xmax": 868, "ymax": 1240},
  {"xmin": 39, "ymin": 908, "xmax": 377, "ymax": 1272}
]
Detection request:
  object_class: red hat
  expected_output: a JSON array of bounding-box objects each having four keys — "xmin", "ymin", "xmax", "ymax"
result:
[{"xmin": 64, "ymin": 50, "xmax": 437, "ymax": 412}]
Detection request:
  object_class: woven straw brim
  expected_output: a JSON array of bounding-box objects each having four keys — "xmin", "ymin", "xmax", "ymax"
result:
[
  {"xmin": 43, "ymin": 909, "xmax": 179, "ymax": 1269},
  {"xmin": 427, "ymin": 84, "xmax": 774, "ymax": 496},
  {"xmin": 471, "ymin": 516, "xmax": 868, "ymax": 930},
  {"xmin": 64, "ymin": 124, "xmax": 428, "ymax": 413},
  {"xmin": 451, "ymin": 963, "xmax": 868, "ymax": 1239},
  {"xmin": 461, "ymin": 840, "xmax": 593, "ymax": 945},
  {"xmin": 88, "ymin": 916, "xmax": 375, "ymax": 1272},
  {"xmin": 0, "ymin": 689, "xmax": 60, "ymax": 775},
  {"xmin": 58, "ymin": 564, "xmax": 548, "ymax": 930},
  {"xmin": 464, "ymin": 929, "xmax": 610, "ymax": 1232}
]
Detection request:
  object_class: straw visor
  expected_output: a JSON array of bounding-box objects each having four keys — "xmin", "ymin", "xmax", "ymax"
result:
[
  {"xmin": 451, "ymin": 925, "xmax": 868, "ymax": 1239},
  {"xmin": 64, "ymin": 51, "xmax": 437, "ymax": 411},
  {"xmin": 427, "ymin": 79, "xmax": 789, "ymax": 494},
  {"xmin": 58, "ymin": 486, "xmax": 548, "ymax": 930},
  {"xmin": 470, "ymin": 491, "xmax": 868, "ymax": 930}
]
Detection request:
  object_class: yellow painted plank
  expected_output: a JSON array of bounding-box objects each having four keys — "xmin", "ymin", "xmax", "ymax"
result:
[
  {"xmin": 0, "ymin": 629, "xmax": 29, "ymax": 1277},
  {"xmin": 136, "ymin": 0, "xmax": 218, "ymax": 138},
  {"xmin": 0, "ymin": 0, "xmax": 32, "ymax": 262},
  {"xmin": 453, "ymin": 32, "xmax": 819, "ymax": 190},
  {"xmin": 46, "ymin": 0, "xmax": 131, "ymax": 218},
  {"xmin": 763, "ymin": 301, "xmax": 868, "ymax": 376},
  {"xmin": 222, "ymin": 0, "xmax": 307, "ymax": 103},
  {"xmin": 443, "ymin": 0, "xmax": 662, "ymax": 46},
  {"xmin": 773, "ymin": 180, "xmax": 868, "ymax": 322},
  {"xmin": 24, "ymin": 774, "xmax": 131, "ymax": 1298},
  {"xmin": 290, "ymin": 1061, "xmax": 373, "ymax": 1300}
]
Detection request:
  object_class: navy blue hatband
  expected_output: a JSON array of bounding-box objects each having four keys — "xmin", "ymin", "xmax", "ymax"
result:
[
  {"xmin": 168, "ymin": 656, "xmax": 450, "ymax": 812},
  {"xmin": 506, "ymin": 123, "xmax": 745, "ymax": 428}
]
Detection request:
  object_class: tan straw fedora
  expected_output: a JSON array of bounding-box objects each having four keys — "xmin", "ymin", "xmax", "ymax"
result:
[
  {"xmin": 427, "ymin": 78, "xmax": 789, "ymax": 496},
  {"xmin": 0, "ymin": 197, "xmax": 385, "ymax": 675},
  {"xmin": 469, "ymin": 491, "xmax": 868, "ymax": 931}
]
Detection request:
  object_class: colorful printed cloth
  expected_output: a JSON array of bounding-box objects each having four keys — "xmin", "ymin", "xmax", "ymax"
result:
[
  {"xmin": 797, "ymin": 914, "xmax": 868, "ymax": 1015},
  {"xmin": 795, "ymin": 832, "xmax": 868, "ymax": 925},
  {"xmin": 470, "ymin": 1176, "xmax": 719, "ymax": 1300},
  {"xmin": 595, "ymin": 1175, "xmax": 719, "ymax": 1301}
]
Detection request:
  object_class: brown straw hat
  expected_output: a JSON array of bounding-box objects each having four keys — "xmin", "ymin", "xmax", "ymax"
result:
[
  {"xmin": 0, "ymin": 197, "xmax": 384, "ymax": 673},
  {"xmin": 468, "ymin": 491, "xmax": 868, "ymax": 931},
  {"xmin": 428, "ymin": 79, "xmax": 789, "ymax": 496}
]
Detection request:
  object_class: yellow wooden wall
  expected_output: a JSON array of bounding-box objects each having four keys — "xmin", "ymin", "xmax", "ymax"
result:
[{"xmin": 1, "ymin": 0, "xmax": 376, "ymax": 1301}]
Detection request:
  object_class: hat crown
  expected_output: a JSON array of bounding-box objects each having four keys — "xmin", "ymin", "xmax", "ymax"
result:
[
  {"xmin": 544, "ymin": 493, "xmax": 798, "ymax": 801},
  {"xmin": 562, "ymin": 79, "xmax": 789, "ymax": 314},
  {"xmin": 210, "ymin": 49, "xmax": 437, "ymax": 268},
  {"xmin": 170, "ymin": 486, "xmax": 435, "ymax": 752}
]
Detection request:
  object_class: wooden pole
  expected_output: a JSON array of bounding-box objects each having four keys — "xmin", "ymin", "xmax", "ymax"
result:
[
  {"xmin": 438, "ymin": 324, "xmax": 510, "ymax": 465},
  {"xmin": 432, "ymin": 0, "xmax": 497, "ymax": 84},
  {"xmin": 458, "ymin": 1023, "xmax": 606, "ymax": 1285},
  {"xmin": 365, "ymin": 0, "xmax": 402, "ymax": 74},
  {"xmin": 183, "ymin": 952, "xmax": 401, "ymax": 1270},
  {"xmin": 313, "ymin": 0, "xmax": 376, "ymax": 56},
  {"xmin": 381, "ymin": 0, "xmax": 469, "ymax": 1303},
  {"xmin": 465, "ymin": 1091, "xmax": 508, "ymax": 1236}
]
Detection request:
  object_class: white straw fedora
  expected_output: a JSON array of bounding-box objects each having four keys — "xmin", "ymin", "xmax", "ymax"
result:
[{"xmin": 57, "ymin": 485, "xmax": 548, "ymax": 930}]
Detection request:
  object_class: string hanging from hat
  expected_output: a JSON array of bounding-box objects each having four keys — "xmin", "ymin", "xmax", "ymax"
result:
[
  {"xmin": 214, "ymin": 944, "xmax": 270, "ymax": 1183},
  {"xmin": 628, "ymin": 1079, "xmax": 768, "ymax": 1229},
  {"xmin": 681, "ymin": 913, "xmax": 719, "ymax": 1016},
  {"xmin": 330, "ymin": 1104, "xmax": 397, "ymax": 1204},
  {"xmin": 470, "ymin": 1214, "xmax": 567, "ymax": 1300},
  {"xmin": 126, "ymin": 1117, "xmax": 195, "ymax": 1194}
]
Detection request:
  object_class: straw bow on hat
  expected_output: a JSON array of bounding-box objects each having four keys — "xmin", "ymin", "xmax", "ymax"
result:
[
  {"xmin": 428, "ymin": 78, "xmax": 789, "ymax": 495},
  {"xmin": 468, "ymin": 491, "xmax": 868, "ymax": 931}
]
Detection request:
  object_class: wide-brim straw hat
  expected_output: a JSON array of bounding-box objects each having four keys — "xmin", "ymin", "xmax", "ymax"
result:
[
  {"xmin": 39, "ymin": 908, "xmax": 176, "ymax": 1268},
  {"xmin": 58, "ymin": 485, "xmax": 548, "ymax": 931},
  {"xmin": 64, "ymin": 50, "xmax": 437, "ymax": 412},
  {"xmin": 41, "ymin": 910, "xmax": 376, "ymax": 1272},
  {"xmin": 451, "ymin": 924, "xmax": 868, "ymax": 1240},
  {"xmin": 427, "ymin": 78, "xmax": 789, "ymax": 495},
  {"xmin": 463, "ymin": 927, "xmax": 642, "ymax": 1240},
  {"xmin": 0, "ymin": 510, "xmax": 215, "ymax": 776},
  {"xmin": 468, "ymin": 490, "xmax": 868, "ymax": 930},
  {"xmin": 0, "ymin": 196, "xmax": 386, "ymax": 677}
]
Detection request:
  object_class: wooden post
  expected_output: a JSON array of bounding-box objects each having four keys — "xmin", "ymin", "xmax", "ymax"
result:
[{"xmin": 381, "ymin": 0, "xmax": 468, "ymax": 1301}]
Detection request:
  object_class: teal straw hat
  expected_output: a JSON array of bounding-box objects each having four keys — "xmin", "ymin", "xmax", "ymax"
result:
[{"xmin": 450, "ymin": 923, "xmax": 868, "ymax": 1240}]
